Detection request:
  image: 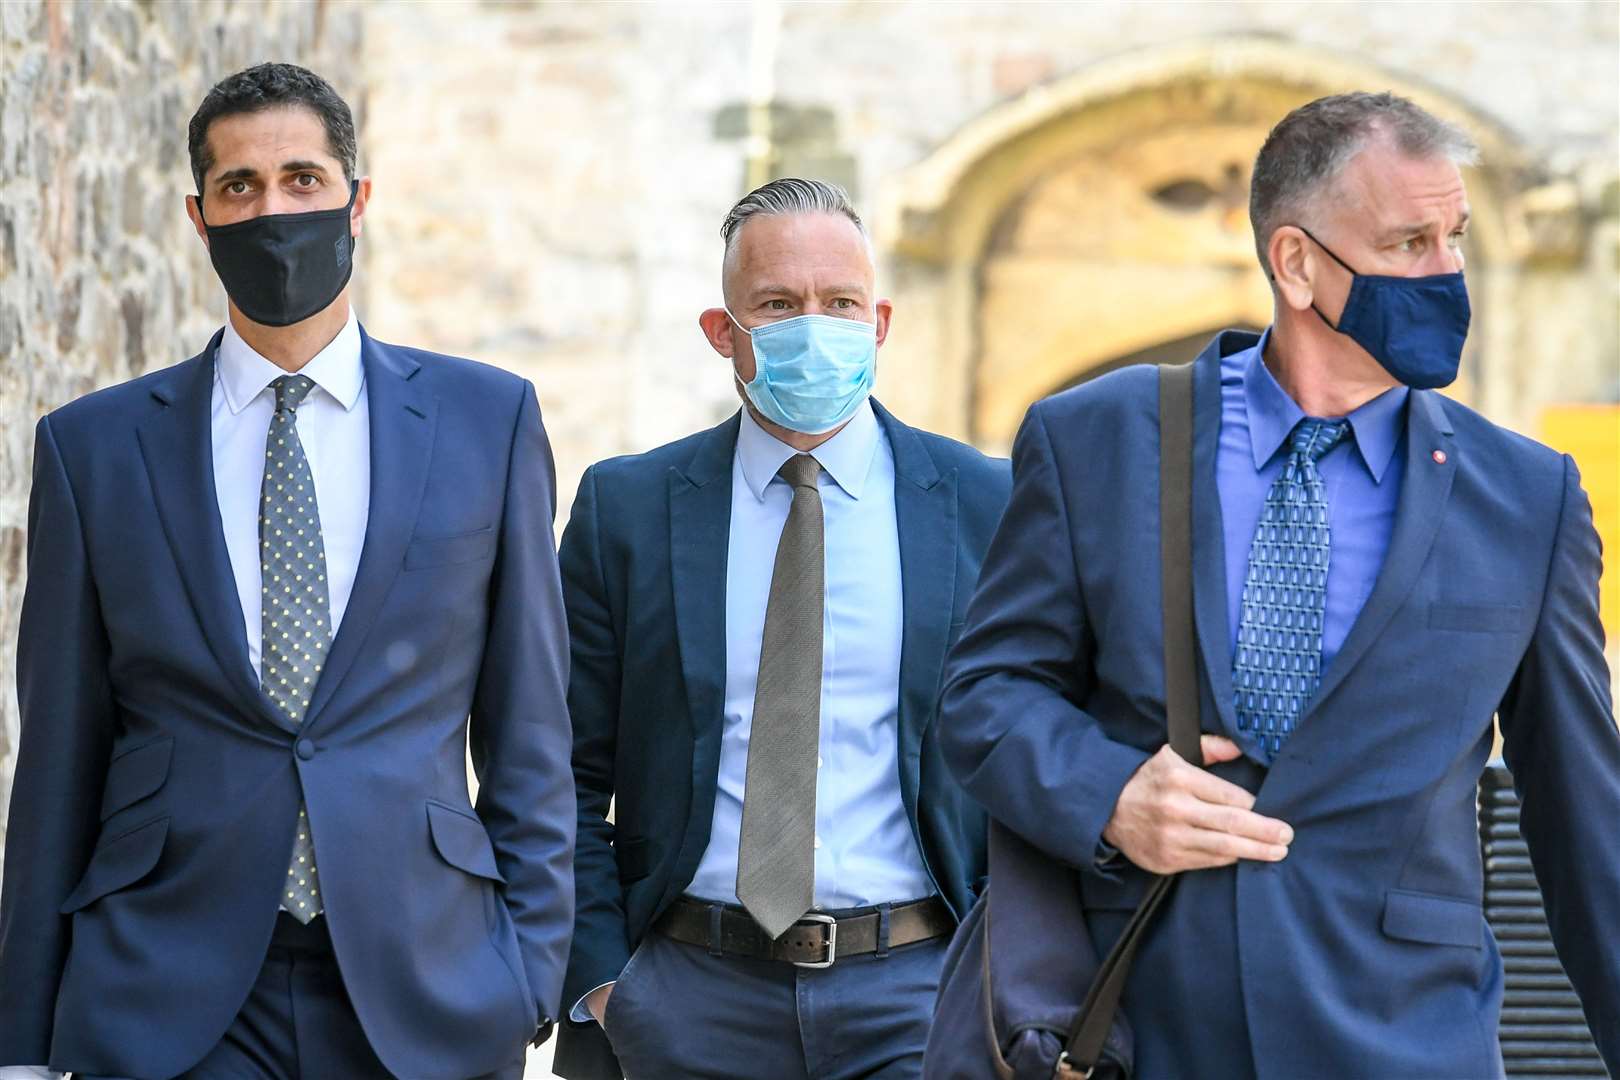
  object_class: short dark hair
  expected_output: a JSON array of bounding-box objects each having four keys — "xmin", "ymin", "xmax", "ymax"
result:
[
  {"xmin": 1249, "ymin": 91, "xmax": 1478, "ymax": 275},
  {"xmin": 187, "ymin": 63, "xmax": 358, "ymax": 193}
]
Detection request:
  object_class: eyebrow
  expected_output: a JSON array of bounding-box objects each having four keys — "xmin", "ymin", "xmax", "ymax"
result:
[
  {"xmin": 212, "ymin": 160, "xmax": 331, "ymax": 185},
  {"xmin": 1375, "ymin": 210, "xmax": 1472, "ymax": 243},
  {"xmin": 748, "ymin": 281, "xmax": 870, "ymax": 297}
]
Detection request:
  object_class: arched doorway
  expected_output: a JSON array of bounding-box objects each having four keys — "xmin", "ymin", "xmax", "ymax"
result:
[{"xmin": 874, "ymin": 37, "xmax": 1528, "ymax": 453}]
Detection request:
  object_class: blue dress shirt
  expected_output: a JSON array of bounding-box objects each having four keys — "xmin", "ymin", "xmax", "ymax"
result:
[
  {"xmin": 1218, "ymin": 331, "xmax": 1408, "ymax": 706},
  {"xmin": 687, "ymin": 401, "xmax": 936, "ymax": 909}
]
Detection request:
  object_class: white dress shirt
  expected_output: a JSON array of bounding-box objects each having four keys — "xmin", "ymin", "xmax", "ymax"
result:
[
  {"xmin": 0, "ymin": 317, "xmax": 371, "ymax": 1080},
  {"xmin": 213, "ymin": 311, "xmax": 370, "ymax": 679}
]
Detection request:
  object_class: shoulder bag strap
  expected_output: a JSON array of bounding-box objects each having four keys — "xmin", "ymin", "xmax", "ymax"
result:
[{"xmin": 1058, "ymin": 361, "xmax": 1200, "ymax": 1077}]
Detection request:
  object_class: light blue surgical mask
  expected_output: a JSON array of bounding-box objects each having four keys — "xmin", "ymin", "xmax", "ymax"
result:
[{"xmin": 727, "ymin": 309, "xmax": 877, "ymax": 434}]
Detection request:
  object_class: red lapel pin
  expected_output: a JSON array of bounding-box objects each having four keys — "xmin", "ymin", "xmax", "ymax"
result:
[{"xmin": 1432, "ymin": 449, "xmax": 1448, "ymax": 465}]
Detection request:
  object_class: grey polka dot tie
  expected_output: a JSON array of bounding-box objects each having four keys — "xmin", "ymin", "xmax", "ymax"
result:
[
  {"xmin": 1231, "ymin": 417, "xmax": 1351, "ymax": 760},
  {"xmin": 261, "ymin": 374, "xmax": 330, "ymax": 923}
]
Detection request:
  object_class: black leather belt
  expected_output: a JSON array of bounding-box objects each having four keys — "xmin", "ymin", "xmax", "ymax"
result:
[{"xmin": 652, "ymin": 896, "xmax": 953, "ymax": 968}]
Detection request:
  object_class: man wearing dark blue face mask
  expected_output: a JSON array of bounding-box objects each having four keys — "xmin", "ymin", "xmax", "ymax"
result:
[
  {"xmin": 0, "ymin": 63, "xmax": 574, "ymax": 1079},
  {"xmin": 554, "ymin": 178, "xmax": 1012, "ymax": 1080},
  {"xmin": 937, "ymin": 91, "xmax": 1619, "ymax": 1077}
]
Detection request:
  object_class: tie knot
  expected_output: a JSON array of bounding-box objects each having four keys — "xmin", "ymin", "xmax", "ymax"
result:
[
  {"xmin": 778, "ymin": 454, "xmax": 821, "ymax": 490},
  {"xmin": 272, "ymin": 374, "xmax": 317, "ymax": 414},
  {"xmin": 1290, "ymin": 418, "xmax": 1350, "ymax": 464}
]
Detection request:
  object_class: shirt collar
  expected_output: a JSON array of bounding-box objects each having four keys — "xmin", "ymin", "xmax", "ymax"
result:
[
  {"xmin": 736, "ymin": 398, "xmax": 881, "ymax": 502},
  {"xmin": 216, "ymin": 310, "xmax": 364, "ymax": 415},
  {"xmin": 1242, "ymin": 328, "xmax": 1408, "ymax": 483}
]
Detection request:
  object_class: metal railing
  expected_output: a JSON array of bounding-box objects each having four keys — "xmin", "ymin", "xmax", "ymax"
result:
[{"xmin": 1480, "ymin": 764, "xmax": 1606, "ymax": 1077}]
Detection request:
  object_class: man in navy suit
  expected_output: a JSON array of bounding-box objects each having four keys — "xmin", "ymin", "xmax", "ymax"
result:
[
  {"xmin": 0, "ymin": 64, "xmax": 573, "ymax": 1079},
  {"xmin": 553, "ymin": 179, "xmax": 1010, "ymax": 1080},
  {"xmin": 940, "ymin": 92, "xmax": 1619, "ymax": 1077}
]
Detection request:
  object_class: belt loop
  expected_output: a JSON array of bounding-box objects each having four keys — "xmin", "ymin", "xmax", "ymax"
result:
[
  {"xmin": 707, "ymin": 904, "xmax": 725, "ymax": 958},
  {"xmin": 875, "ymin": 902, "xmax": 892, "ymax": 959}
]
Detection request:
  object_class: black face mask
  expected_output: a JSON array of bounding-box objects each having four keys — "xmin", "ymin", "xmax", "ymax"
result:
[{"xmin": 199, "ymin": 181, "xmax": 358, "ymax": 327}]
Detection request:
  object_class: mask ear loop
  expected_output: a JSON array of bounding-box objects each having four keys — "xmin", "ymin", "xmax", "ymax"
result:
[{"xmin": 1293, "ymin": 226, "xmax": 1360, "ymax": 334}]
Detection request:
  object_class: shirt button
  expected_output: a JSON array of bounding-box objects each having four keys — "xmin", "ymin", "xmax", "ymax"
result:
[
  {"xmin": 817, "ymin": 756, "xmax": 824, "ymax": 768},
  {"xmin": 295, "ymin": 738, "xmax": 316, "ymax": 760},
  {"xmin": 813, "ymin": 836, "xmax": 822, "ymax": 850}
]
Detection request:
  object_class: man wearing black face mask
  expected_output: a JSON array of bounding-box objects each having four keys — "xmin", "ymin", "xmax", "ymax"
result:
[
  {"xmin": 0, "ymin": 63, "xmax": 573, "ymax": 1080},
  {"xmin": 935, "ymin": 91, "xmax": 1618, "ymax": 1077}
]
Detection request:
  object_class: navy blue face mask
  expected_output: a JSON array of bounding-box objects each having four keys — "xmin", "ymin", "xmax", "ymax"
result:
[{"xmin": 1298, "ymin": 226, "xmax": 1471, "ymax": 390}]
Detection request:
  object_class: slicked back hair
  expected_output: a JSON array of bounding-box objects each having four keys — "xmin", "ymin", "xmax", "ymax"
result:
[
  {"xmin": 1249, "ymin": 91, "xmax": 1479, "ymax": 276},
  {"xmin": 187, "ymin": 62, "xmax": 357, "ymax": 194},
  {"xmin": 721, "ymin": 178, "xmax": 868, "ymax": 262}
]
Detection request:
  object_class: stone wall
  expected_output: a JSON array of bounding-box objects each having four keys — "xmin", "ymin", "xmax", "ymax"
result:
[{"xmin": 0, "ymin": 0, "xmax": 364, "ymax": 865}]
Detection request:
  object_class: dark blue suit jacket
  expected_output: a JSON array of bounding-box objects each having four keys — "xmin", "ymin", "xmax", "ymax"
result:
[
  {"xmin": 0, "ymin": 328, "xmax": 576, "ymax": 1079},
  {"xmin": 552, "ymin": 402, "xmax": 1011, "ymax": 1080},
  {"xmin": 940, "ymin": 331, "xmax": 1620, "ymax": 1078}
]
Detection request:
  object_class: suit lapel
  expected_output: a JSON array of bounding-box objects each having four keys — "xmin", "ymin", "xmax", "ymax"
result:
[
  {"xmin": 877, "ymin": 403, "xmax": 955, "ymax": 802},
  {"xmin": 138, "ymin": 333, "xmax": 285, "ymax": 730},
  {"xmin": 1290, "ymin": 388, "xmax": 1456, "ymax": 731},
  {"xmin": 301, "ymin": 329, "xmax": 436, "ymax": 729},
  {"xmin": 1188, "ymin": 335, "xmax": 1245, "ymax": 743},
  {"xmin": 669, "ymin": 416, "xmax": 740, "ymax": 775}
]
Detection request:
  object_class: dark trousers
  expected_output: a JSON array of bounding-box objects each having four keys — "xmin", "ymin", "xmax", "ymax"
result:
[
  {"xmin": 602, "ymin": 921, "xmax": 947, "ymax": 1080},
  {"xmin": 80, "ymin": 913, "xmax": 525, "ymax": 1080}
]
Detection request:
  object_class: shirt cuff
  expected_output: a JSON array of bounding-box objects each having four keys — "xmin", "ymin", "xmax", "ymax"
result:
[
  {"xmin": 0, "ymin": 1067, "xmax": 63, "ymax": 1080},
  {"xmin": 569, "ymin": 981, "xmax": 616, "ymax": 1025},
  {"xmin": 1094, "ymin": 838, "xmax": 1126, "ymax": 869}
]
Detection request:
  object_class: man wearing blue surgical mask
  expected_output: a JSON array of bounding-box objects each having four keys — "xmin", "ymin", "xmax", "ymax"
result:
[
  {"xmin": 554, "ymin": 179, "xmax": 1012, "ymax": 1080},
  {"xmin": 937, "ymin": 92, "xmax": 1619, "ymax": 1076}
]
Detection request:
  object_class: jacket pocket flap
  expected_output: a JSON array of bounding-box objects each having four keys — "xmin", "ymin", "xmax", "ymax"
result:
[
  {"xmin": 427, "ymin": 800, "xmax": 505, "ymax": 883},
  {"xmin": 60, "ymin": 816, "xmax": 170, "ymax": 913},
  {"xmin": 1428, "ymin": 603, "xmax": 1526, "ymax": 633},
  {"xmin": 1382, "ymin": 889, "xmax": 1483, "ymax": 948},
  {"xmin": 615, "ymin": 837, "xmax": 649, "ymax": 883},
  {"xmin": 405, "ymin": 528, "xmax": 495, "ymax": 570},
  {"xmin": 100, "ymin": 736, "xmax": 174, "ymax": 821}
]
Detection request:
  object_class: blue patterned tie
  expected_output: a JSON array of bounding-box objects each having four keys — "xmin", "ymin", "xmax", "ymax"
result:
[{"xmin": 1231, "ymin": 417, "xmax": 1350, "ymax": 760}]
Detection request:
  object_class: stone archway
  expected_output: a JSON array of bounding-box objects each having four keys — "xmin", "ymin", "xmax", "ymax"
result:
[{"xmin": 874, "ymin": 37, "xmax": 1531, "ymax": 452}]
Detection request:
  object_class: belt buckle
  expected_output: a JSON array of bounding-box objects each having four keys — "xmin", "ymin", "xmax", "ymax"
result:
[{"xmin": 790, "ymin": 913, "xmax": 838, "ymax": 969}]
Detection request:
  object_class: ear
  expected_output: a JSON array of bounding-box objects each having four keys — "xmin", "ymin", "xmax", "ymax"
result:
[
  {"xmin": 185, "ymin": 194, "xmax": 209, "ymax": 247},
  {"xmin": 1268, "ymin": 225, "xmax": 1315, "ymax": 312},
  {"xmin": 348, "ymin": 176, "xmax": 373, "ymax": 238},
  {"xmin": 698, "ymin": 308, "xmax": 736, "ymax": 358},
  {"xmin": 873, "ymin": 298, "xmax": 894, "ymax": 348}
]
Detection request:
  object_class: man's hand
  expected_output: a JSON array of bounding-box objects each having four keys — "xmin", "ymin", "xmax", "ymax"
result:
[
  {"xmin": 586, "ymin": 982, "xmax": 615, "ymax": 1027},
  {"xmin": 1101, "ymin": 736, "xmax": 1293, "ymax": 874}
]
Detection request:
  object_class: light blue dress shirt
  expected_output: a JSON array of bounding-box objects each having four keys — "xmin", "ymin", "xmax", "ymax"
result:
[
  {"xmin": 687, "ymin": 401, "xmax": 936, "ymax": 909},
  {"xmin": 1217, "ymin": 330, "xmax": 1408, "ymax": 678}
]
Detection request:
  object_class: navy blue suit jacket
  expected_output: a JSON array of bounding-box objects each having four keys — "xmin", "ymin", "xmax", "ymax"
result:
[
  {"xmin": 552, "ymin": 402, "xmax": 1011, "ymax": 1080},
  {"xmin": 940, "ymin": 331, "xmax": 1620, "ymax": 1077},
  {"xmin": 0, "ymin": 328, "xmax": 576, "ymax": 1079}
]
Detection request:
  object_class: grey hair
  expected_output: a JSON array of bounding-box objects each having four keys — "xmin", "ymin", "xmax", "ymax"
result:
[
  {"xmin": 1249, "ymin": 91, "xmax": 1480, "ymax": 276},
  {"xmin": 721, "ymin": 178, "xmax": 868, "ymax": 259}
]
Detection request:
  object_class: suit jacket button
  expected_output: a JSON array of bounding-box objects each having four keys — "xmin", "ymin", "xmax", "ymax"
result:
[{"xmin": 296, "ymin": 738, "xmax": 316, "ymax": 760}]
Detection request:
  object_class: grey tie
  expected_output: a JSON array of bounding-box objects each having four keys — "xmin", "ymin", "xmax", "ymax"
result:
[
  {"xmin": 261, "ymin": 374, "xmax": 331, "ymax": 924},
  {"xmin": 736, "ymin": 454, "xmax": 825, "ymax": 940}
]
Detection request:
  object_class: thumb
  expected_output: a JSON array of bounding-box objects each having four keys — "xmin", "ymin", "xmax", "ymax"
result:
[{"xmin": 1200, "ymin": 734, "xmax": 1244, "ymax": 766}]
